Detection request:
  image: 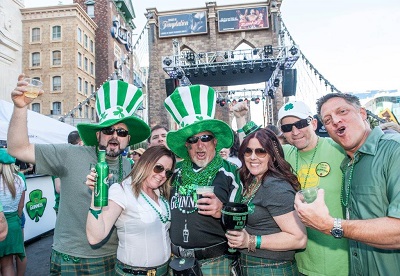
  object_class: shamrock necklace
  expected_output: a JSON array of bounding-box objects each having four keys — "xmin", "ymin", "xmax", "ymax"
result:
[
  {"xmin": 295, "ymin": 137, "xmax": 319, "ymax": 189},
  {"xmin": 140, "ymin": 191, "xmax": 170, "ymax": 223}
]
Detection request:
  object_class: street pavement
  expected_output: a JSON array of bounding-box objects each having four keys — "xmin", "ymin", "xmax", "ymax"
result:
[{"xmin": 25, "ymin": 230, "xmax": 53, "ymax": 275}]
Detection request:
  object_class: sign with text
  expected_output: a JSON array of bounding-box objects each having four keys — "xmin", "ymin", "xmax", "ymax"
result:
[
  {"xmin": 159, "ymin": 11, "xmax": 207, "ymax": 38},
  {"xmin": 218, "ymin": 6, "xmax": 269, "ymax": 32}
]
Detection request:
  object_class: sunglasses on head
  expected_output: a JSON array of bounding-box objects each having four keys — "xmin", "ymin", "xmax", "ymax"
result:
[
  {"xmin": 186, "ymin": 134, "xmax": 214, "ymax": 144},
  {"xmin": 101, "ymin": 127, "xmax": 129, "ymax": 137},
  {"xmin": 153, "ymin": 164, "xmax": 174, "ymax": 179},
  {"xmin": 280, "ymin": 117, "xmax": 312, "ymax": 133},
  {"xmin": 244, "ymin": 148, "xmax": 268, "ymax": 158}
]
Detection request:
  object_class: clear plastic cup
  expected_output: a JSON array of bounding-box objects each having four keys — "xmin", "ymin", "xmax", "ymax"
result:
[
  {"xmin": 299, "ymin": 186, "xmax": 319, "ymax": 203},
  {"xmin": 24, "ymin": 78, "xmax": 43, "ymax": 99},
  {"xmin": 196, "ymin": 186, "xmax": 214, "ymax": 200}
]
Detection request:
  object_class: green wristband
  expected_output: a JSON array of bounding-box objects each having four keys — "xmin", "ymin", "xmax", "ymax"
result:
[
  {"xmin": 237, "ymin": 128, "xmax": 244, "ymax": 133},
  {"xmin": 89, "ymin": 207, "xmax": 102, "ymax": 219},
  {"xmin": 256, "ymin": 235, "xmax": 262, "ymax": 249}
]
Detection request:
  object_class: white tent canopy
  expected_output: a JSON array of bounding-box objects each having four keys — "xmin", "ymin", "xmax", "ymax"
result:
[{"xmin": 0, "ymin": 100, "xmax": 76, "ymax": 144}]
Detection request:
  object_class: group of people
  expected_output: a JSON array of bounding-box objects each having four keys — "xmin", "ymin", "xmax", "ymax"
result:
[{"xmin": 1, "ymin": 73, "xmax": 399, "ymax": 275}]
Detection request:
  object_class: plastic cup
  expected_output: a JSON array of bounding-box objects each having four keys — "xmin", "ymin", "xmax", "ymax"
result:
[
  {"xmin": 299, "ymin": 187, "xmax": 319, "ymax": 203},
  {"xmin": 24, "ymin": 78, "xmax": 43, "ymax": 99},
  {"xmin": 196, "ymin": 186, "xmax": 214, "ymax": 200}
]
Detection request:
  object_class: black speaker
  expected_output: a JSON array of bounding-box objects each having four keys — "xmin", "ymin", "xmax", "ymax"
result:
[
  {"xmin": 282, "ymin": 69, "xmax": 297, "ymax": 97},
  {"xmin": 165, "ymin": 78, "xmax": 178, "ymax": 97}
]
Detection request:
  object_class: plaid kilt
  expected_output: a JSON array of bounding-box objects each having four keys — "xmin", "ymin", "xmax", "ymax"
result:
[
  {"xmin": 240, "ymin": 253, "xmax": 299, "ymax": 276},
  {"xmin": 50, "ymin": 249, "xmax": 116, "ymax": 275}
]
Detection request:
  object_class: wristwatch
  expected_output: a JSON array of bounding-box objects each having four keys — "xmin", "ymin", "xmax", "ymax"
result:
[{"xmin": 330, "ymin": 218, "xmax": 344, "ymax": 238}]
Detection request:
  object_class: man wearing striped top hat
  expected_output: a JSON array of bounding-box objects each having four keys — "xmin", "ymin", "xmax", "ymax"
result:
[
  {"xmin": 164, "ymin": 84, "xmax": 243, "ymax": 274},
  {"xmin": 7, "ymin": 74, "xmax": 150, "ymax": 275}
]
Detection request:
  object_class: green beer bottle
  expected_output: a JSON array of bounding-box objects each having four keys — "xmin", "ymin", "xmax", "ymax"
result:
[{"xmin": 94, "ymin": 150, "xmax": 109, "ymax": 207}]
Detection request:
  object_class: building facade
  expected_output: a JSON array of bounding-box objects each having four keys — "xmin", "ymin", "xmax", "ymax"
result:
[
  {"xmin": 21, "ymin": 4, "xmax": 97, "ymax": 124},
  {"xmin": 74, "ymin": 0, "xmax": 136, "ymax": 88},
  {"xmin": 0, "ymin": 0, "xmax": 24, "ymax": 102}
]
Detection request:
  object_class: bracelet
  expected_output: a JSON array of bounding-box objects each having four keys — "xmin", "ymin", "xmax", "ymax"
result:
[
  {"xmin": 237, "ymin": 128, "xmax": 244, "ymax": 133},
  {"xmin": 89, "ymin": 207, "xmax": 102, "ymax": 219},
  {"xmin": 256, "ymin": 235, "xmax": 262, "ymax": 249},
  {"xmin": 247, "ymin": 235, "xmax": 256, "ymax": 252}
]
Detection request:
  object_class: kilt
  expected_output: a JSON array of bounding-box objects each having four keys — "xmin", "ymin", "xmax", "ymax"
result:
[
  {"xmin": 0, "ymin": 211, "xmax": 25, "ymax": 260},
  {"xmin": 50, "ymin": 249, "xmax": 116, "ymax": 275},
  {"xmin": 240, "ymin": 253, "xmax": 299, "ymax": 276},
  {"xmin": 169, "ymin": 254, "xmax": 233, "ymax": 276}
]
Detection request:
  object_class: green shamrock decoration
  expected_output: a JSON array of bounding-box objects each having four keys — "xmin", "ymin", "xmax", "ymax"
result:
[
  {"xmin": 26, "ymin": 189, "xmax": 47, "ymax": 222},
  {"xmin": 100, "ymin": 112, "xmax": 108, "ymax": 121},
  {"xmin": 113, "ymin": 106, "xmax": 125, "ymax": 118},
  {"xmin": 284, "ymin": 103, "xmax": 294, "ymax": 111},
  {"xmin": 195, "ymin": 115, "xmax": 203, "ymax": 121}
]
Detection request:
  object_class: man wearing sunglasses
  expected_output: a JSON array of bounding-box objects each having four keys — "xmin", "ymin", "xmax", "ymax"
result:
[
  {"xmin": 164, "ymin": 85, "xmax": 243, "ymax": 275},
  {"xmin": 278, "ymin": 101, "xmax": 349, "ymax": 276},
  {"xmin": 7, "ymin": 76, "xmax": 150, "ymax": 275}
]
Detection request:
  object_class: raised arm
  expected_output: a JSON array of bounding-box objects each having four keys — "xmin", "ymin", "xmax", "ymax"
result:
[{"xmin": 7, "ymin": 74, "xmax": 43, "ymax": 163}]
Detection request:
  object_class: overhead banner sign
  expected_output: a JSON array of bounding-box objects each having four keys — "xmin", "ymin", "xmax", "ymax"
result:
[
  {"xmin": 159, "ymin": 11, "xmax": 207, "ymax": 38},
  {"xmin": 218, "ymin": 6, "xmax": 269, "ymax": 32}
]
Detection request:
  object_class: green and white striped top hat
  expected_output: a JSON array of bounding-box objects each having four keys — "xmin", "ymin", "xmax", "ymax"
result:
[
  {"xmin": 77, "ymin": 80, "xmax": 150, "ymax": 146},
  {"xmin": 164, "ymin": 84, "xmax": 233, "ymax": 159}
]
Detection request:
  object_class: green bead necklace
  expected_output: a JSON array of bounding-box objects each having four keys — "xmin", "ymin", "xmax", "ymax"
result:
[
  {"xmin": 295, "ymin": 137, "xmax": 319, "ymax": 189},
  {"xmin": 172, "ymin": 155, "xmax": 223, "ymax": 214},
  {"xmin": 241, "ymin": 178, "xmax": 261, "ymax": 214},
  {"xmin": 140, "ymin": 191, "xmax": 171, "ymax": 223},
  {"xmin": 341, "ymin": 160, "xmax": 355, "ymax": 208}
]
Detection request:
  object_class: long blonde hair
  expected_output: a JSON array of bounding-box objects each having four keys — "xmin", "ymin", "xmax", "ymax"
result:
[
  {"xmin": 124, "ymin": 146, "xmax": 176, "ymax": 199},
  {"xmin": 0, "ymin": 163, "xmax": 21, "ymax": 199}
]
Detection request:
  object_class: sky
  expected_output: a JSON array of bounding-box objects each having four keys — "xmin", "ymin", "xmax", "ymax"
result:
[{"xmin": 24, "ymin": 0, "xmax": 400, "ymax": 94}]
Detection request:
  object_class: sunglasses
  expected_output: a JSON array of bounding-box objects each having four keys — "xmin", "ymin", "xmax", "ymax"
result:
[
  {"xmin": 244, "ymin": 148, "xmax": 268, "ymax": 158},
  {"xmin": 280, "ymin": 117, "xmax": 312, "ymax": 133},
  {"xmin": 153, "ymin": 164, "xmax": 174, "ymax": 179},
  {"xmin": 101, "ymin": 127, "xmax": 129, "ymax": 137},
  {"xmin": 132, "ymin": 152, "xmax": 141, "ymax": 156},
  {"xmin": 186, "ymin": 134, "xmax": 214, "ymax": 144}
]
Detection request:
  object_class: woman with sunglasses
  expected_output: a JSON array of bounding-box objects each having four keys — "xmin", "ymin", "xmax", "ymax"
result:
[
  {"xmin": 226, "ymin": 128, "xmax": 307, "ymax": 275},
  {"xmin": 86, "ymin": 145, "xmax": 176, "ymax": 276}
]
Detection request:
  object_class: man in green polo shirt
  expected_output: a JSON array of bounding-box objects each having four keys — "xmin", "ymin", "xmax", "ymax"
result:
[{"xmin": 295, "ymin": 93, "xmax": 400, "ymax": 275}]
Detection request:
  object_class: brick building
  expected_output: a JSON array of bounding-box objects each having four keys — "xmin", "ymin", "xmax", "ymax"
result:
[
  {"xmin": 74, "ymin": 0, "xmax": 136, "ymax": 89},
  {"xmin": 21, "ymin": 4, "xmax": 97, "ymax": 125}
]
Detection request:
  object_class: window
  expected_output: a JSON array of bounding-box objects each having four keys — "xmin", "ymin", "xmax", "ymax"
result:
[
  {"xmin": 32, "ymin": 28, "xmax": 40, "ymax": 42},
  {"xmin": 52, "ymin": 50, "xmax": 61, "ymax": 66},
  {"xmin": 90, "ymin": 40, "xmax": 94, "ymax": 53},
  {"xmin": 52, "ymin": 26, "xmax": 61, "ymax": 40},
  {"xmin": 85, "ymin": 105, "xmax": 89, "ymax": 118},
  {"xmin": 90, "ymin": 62, "xmax": 94, "ymax": 75},
  {"xmin": 84, "ymin": 34, "xmax": 88, "ymax": 48},
  {"xmin": 87, "ymin": 5, "xmax": 94, "ymax": 18},
  {"xmin": 52, "ymin": 102, "xmax": 61, "ymax": 115},
  {"xmin": 84, "ymin": 57, "xmax": 88, "ymax": 71},
  {"xmin": 78, "ymin": 77, "xmax": 82, "ymax": 92},
  {"xmin": 78, "ymin": 52, "xmax": 82, "ymax": 67},
  {"xmin": 32, "ymin": 103, "xmax": 40, "ymax": 113},
  {"xmin": 91, "ymin": 84, "xmax": 94, "ymax": 95},
  {"xmin": 77, "ymin": 28, "xmax": 82, "ymax": 43},
  {"xmin": 31, "ymin": 52, "xmax": 40, "ymax": 67},
  {"xmin": 84, "ymin": 81, "xmax": 88, "ymax": 95},
  {"xmin": 91, "ymin": 107, "xmax": 95, "ymax": 120},
  {"xmin": 52, "ymin": 76, "xmax": 61, "ymax": 91}
]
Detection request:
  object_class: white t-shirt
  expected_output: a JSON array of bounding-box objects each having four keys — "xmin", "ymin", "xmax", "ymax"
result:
[{"xmin": 109, "ymin": 178, "xmax": 171, "ymax": 267}]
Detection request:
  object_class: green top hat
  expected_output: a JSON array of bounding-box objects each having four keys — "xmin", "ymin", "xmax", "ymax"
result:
[
  {"xmin": 164, "ymin": 84, "xmax": 233, "ymax": 159},
  {"xmin": 77, "ymin": 80, "xmax": 150, "ymax": 146},
  {"xmin": 241, "ymin": 121, "xmax": 261, "ymax": 137},
  {"xmin": 0, "ymin": 148, "xmax": 16, "ymax": 164}
]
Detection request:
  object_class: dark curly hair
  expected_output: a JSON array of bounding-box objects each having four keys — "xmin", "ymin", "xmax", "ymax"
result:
[{"xmin": 238, "ymin": 128, "xmax": 300, "ymax": 192}]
